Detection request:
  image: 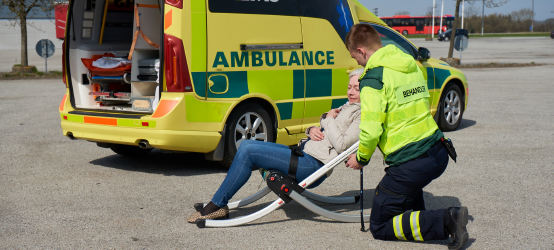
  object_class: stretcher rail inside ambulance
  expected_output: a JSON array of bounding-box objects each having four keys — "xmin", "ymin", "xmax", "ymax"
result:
[{"xmin": 65, "ymin": 0, "xmax": 162, "ymax": 113}]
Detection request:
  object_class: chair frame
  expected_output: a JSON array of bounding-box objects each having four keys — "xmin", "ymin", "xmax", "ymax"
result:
[{"xmin": 196, "ymin": 142, "xmax": 370, "ymax": 228}]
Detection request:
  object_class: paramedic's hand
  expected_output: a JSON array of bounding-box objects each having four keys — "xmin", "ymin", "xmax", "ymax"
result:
[
  {"xmin": 309, "ymin": 127, "xmax": 325, "ymax": 141},
  {"xmin": 345, "ymin": 153, "xmax": 363, "ymax": 170},
  {"xmin": 326, "ymin": 108, "xmax": 340, "ymax": 119}
]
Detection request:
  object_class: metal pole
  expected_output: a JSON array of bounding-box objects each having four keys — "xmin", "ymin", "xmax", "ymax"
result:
[
  {"xmin": 360, "ymin": 168, "xmax": 365, "ymax": 231},
  {"xmin": 460, "ymin": 37, "xmax": 463, "ymax": 64},
  {"xmin": 440, "ymin": 0, "xmax": 444, "ymax": 33},
  {"xmin": 462, "ymin": 0, "xmax": 465, "ymax": 29},
  {"xmin": 531, "ymin": 0, "xmax": 535, "ymax": 32},
  {"xmin": 481, "ymin": 0, "xmax": 485, "ymax": 36},
  {"xmin": 432, "ymin": 0, "xmax": 436, "ymax": 38},
  {"xmin": 43, "ymin": 40, "xmax": 48, "ymax": 73}
]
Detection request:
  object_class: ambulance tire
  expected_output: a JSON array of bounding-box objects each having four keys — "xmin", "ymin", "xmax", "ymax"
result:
[
  {"xmin": 109, "ymin": 144, "xmax": 153, "ymax": 157},
  {"xmin": 437, "ymin": 83, "xmax": 464, "ymax": 132},
  {"xmin": 221, "ymin": 103, "xmax": 275, "ymax": 168}
]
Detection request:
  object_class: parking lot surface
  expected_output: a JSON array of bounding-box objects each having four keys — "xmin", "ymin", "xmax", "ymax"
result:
[
  {"xmin": 412, "ymin": 36, "xmax": 554, "ymax": 65},
  {"xmin": 0, "ymin": 39, "xmax": 553, "ymax": 249}
]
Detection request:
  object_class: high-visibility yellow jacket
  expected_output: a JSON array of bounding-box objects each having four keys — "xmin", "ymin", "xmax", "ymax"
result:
[{"xmin": 356, "ymin": 45, "xmax": 443, "ymax": 166}]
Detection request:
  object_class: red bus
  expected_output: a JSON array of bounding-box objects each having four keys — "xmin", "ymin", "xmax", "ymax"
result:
[{"xmin": 380, "ymin": 15, "xmax": 454, "ymax": 36}]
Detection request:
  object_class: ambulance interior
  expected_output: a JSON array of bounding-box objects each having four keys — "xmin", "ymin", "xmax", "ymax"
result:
[{"xmin": 67, "ymin": 0, "xmax": 162, "ymax": 113}]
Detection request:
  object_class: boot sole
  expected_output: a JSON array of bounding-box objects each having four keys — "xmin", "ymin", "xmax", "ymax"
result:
[{"xmin": 448, "ymin": 207, "xmax": 469, "ymax": 250}]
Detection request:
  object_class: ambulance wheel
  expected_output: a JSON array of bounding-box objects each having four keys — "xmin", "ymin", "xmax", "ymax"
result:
[
  {"xmin": 437, "ymin": 83, "xmax": 464, "ymax": 132},
  {"xmin": 402, "ymin": 30, "xmax": 408, "ymax": 35},
  {"xmin": 221, "ymin": 103, "xmax": 275, "ymax": 168},
  {"xmin": 109, "ymin": 144, "xmax": 153, "ymax": 157}
]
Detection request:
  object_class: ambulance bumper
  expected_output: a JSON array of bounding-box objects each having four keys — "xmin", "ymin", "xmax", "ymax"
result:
[{"xmin": 61, "ymin": 121, "xmax": 221, "ymax": 153}]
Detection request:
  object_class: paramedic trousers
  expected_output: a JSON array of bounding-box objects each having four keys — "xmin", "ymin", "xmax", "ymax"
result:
[
  {"xmin": 370, "ymin": 141, "xmax": 449, "ymax": 241},
  {"xmin": 211, "ymin": 140, "xmax": 326, "ymax": 208}
]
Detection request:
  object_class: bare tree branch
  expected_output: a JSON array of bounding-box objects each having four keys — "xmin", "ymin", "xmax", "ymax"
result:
[{"xmin": 0, "ymin": 0, "xmax": 57, "ymax": 67}]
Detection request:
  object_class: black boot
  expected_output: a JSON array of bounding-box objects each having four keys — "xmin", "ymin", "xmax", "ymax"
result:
[{"xmin": 444, "ymin": 207, "xmax": 469, "ymax": 250}]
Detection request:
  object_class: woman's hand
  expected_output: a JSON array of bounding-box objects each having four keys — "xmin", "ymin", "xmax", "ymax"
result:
[
  {"xmin": 326, "ymin": 108, "xmax": 340, "ymax": 119},
  {"xmin": 309, "ymin": 127, "xmax": 325, "ymax": 141},
  {"xmin": 345, "ymin": 153, "xmax": 363, "ymax": 170}
]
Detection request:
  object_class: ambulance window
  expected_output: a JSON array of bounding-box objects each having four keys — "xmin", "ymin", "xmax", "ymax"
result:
[
  {"xmin": 208, "ymin": 0, "xmax": 299, "ymax": 16},
  {"xmin": 372, "ymin": 25, "xmax": 416, "ymax": 57},
  {"xmin": 299, "ymin": 0, "xmax": 354, "ymax": 43}
]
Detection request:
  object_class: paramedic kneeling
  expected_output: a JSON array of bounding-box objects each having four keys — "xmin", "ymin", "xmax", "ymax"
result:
[
  {"xmin": 187, "ymin": 69, "xmax": 364, "ymax": 223},
  {"xmin": 343, "ymin": 24, "xmax": 469, "ymax": 250}
]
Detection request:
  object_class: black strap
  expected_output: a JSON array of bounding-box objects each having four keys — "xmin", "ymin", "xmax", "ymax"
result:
[{"xmin": 288, "ymin": 147, "xmax": 304, "ymax": 180}]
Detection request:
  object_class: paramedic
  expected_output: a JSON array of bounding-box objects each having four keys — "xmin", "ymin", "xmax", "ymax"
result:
[
  {"xmin": 343, "ymin": 24, "xmax": 469, "ymax": 250},
  {"xmin": 187, "ymin": 69, "xmax": 365, "ymax": 223}
]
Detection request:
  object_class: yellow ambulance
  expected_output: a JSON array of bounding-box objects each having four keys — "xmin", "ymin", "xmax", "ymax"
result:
[{"xmin": 60, "ymin": 0, "xmax": 468, "ymax": 166}]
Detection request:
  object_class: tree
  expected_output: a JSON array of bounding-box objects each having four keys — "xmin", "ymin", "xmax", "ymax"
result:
[
  {"xmin": 510, "ymin": 8, "xmax": 534, "ymax": 22},
  {"xmin": 395, "ymin": 11, "xmax": 410, "ymax": 16},
  {"xmin": 425, "ymin": 5, "xmax": 434, "ymax": 17},
  {"xmin": 447, "ymin": 0, "xmax": 508, "ymax": 59},
  {"xmin": 0, "ymin": 0, "xmax": 56, "ymax": 67}
]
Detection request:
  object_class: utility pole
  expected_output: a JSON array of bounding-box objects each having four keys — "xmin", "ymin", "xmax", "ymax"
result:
[
  {"xmin": 440, "ymin": 0, "xmax": 444, "ymax": 33},
  {"xmin": 432, "ymin": 0, "xmax": 436, "ymax": 38},
  {"xmin": 481, "ymin": 0, "xmax": 485, "ymax": 35},
  {"xmin": 462, "ymin": 0, "xmax": 465, "ymax": 29},
  {"xmin": 531, "ymin": 0, "xmax": 534, "ymax": 32}
]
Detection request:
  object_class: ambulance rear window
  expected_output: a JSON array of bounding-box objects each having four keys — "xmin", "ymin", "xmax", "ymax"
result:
[{"xmin": 208, "ymin": 0, "xmax": 299, "ymax": 16}]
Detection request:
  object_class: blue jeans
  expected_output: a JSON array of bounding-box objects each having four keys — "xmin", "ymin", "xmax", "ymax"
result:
[{"xmin": 211, "ymin": 140, "xmax": 326, "ymax": 207}]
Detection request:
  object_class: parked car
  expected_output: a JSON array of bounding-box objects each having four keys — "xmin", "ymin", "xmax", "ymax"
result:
[
  {"xmin": 551, "ymin": 31, "xmax": 554, "ymax": 39},
  {"xmin": 438, "ymin": 28, "xmax": 469, "ymax": 41}
]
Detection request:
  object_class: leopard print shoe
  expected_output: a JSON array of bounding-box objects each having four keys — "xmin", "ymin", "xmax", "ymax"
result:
[{"xmin": 187, "ymin": 206, "xmax": 229, "ymax": 223}]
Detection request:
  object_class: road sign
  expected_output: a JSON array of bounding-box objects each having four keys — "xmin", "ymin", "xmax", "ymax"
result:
[
  {"xmin": 454, "ymin": 35, "xmax": 468, "ymax": 52},
  {"xmin": 36, "ymin": 39, "xmax": 55, "ymax": 58},
  {"xmin": 454, "ymin": 35, "xmax": 468, "ymax": 64},
  {"xmin": 35, "ymin": 39, "xmax": 55, "ymax": 73}
]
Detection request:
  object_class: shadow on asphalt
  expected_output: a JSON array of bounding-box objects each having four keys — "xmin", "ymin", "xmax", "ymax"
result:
[
  {"xmin": 456, "ymin": 119, "xmax": 477, "ymax": 131},
  {"xmin": 224, "ymin": 188, "xmax": 466, "ymax": 228},
  {"xmin": 89, "ymin": 149, "xmax": 227, "ymax": 176}
]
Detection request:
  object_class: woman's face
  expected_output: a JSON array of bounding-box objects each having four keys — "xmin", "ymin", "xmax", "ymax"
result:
[{"xmin": 347, "ymin": 75, "xmax": 361, "ymax": 103}]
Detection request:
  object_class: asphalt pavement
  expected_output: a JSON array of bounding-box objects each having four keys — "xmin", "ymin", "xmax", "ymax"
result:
[{"xmin": 0, "ymin": 40, "xmax": 553, "ymax": 249}]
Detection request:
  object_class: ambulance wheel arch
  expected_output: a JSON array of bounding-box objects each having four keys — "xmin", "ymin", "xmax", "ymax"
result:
[
  {"xmin": 435, "ymin": 80, "xmax": 465, "ymax": 132},
  {"xmin": 220, "ymin": 100, "xmax": 277, "ymax": 168}
]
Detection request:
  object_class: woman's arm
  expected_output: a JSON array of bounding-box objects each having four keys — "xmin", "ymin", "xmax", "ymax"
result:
[{"xmin": 320, "ymin": 111, "xmax": 361, "ymax": 153}]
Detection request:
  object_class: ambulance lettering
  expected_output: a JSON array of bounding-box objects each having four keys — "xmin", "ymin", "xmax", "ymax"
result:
[{"xmin": 212, "ymin": 51, "xmax": 335, "ymax": 68}]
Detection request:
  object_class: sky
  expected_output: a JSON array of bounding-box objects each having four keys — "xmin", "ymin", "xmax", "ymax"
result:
[
  {"xmin": 358, "ymin": 0, "xmax": 554, "ymax": 21},
  {"xmin": 1, "ymin": 0, "xmax": 552, "ymax": 21}
]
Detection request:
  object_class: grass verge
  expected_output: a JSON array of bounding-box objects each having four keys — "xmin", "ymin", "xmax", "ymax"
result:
[
  {"xmin": 406, "ymin": 32, "xmax": 550, "ymax": 39},
  {"xmin": 0, "ymin": 71, "xmax": 63, "ymax": 80},
  {"xmin": 453, "ymin": 62, "xmax": 546, "ymax": 69}
]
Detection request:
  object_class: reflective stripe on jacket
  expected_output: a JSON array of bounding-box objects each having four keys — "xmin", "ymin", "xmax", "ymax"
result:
[{"xmin": 356, "ymin": 45, "xmax": 440, "ymax": 166}]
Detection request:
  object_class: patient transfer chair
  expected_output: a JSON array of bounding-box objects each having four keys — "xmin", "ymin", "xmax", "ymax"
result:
[{"xmin": 194, "ymin": 142, "xmax": 370, "ymax": 228}]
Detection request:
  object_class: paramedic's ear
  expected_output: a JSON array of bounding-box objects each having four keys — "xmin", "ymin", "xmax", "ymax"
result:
[{"xmin": 357, "ymin": 48, "xmax": 366, "ymax": 59}]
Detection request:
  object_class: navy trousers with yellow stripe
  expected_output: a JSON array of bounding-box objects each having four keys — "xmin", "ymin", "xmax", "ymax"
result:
[{"xmin": 370, "ymin": 141, "xmax": 449, "ymax": 241}]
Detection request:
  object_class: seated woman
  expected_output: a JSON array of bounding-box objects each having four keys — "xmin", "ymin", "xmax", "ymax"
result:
[{"xmin": 187, "ymin": 69, "xmax": 364, "ymax": 223}]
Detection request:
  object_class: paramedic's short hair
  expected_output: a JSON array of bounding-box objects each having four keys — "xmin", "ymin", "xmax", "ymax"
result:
[
  {"xmin": 345, "ymin": 23, "xmax": 383, "ymax": 52},
  {"xmin": 349, "ymin": 68, "xmax": 365, "ymax": 79}
]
